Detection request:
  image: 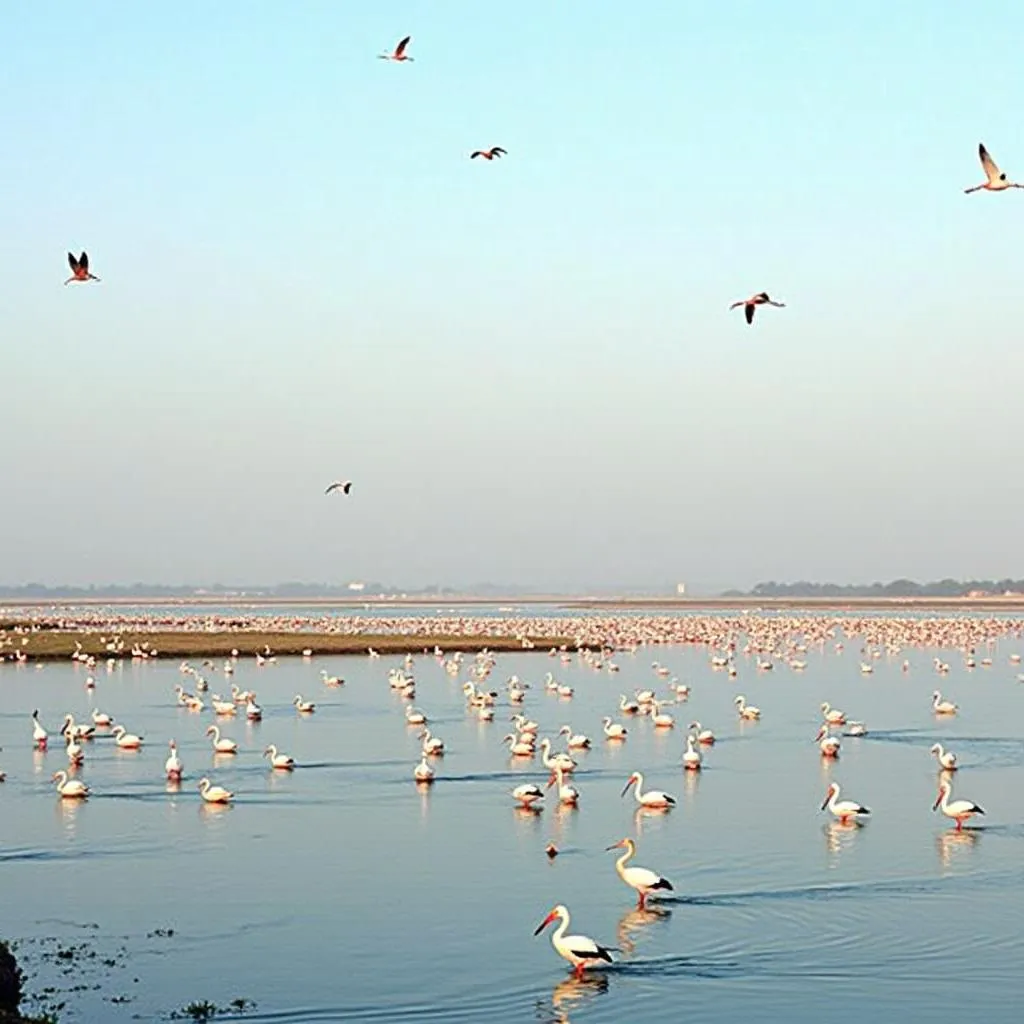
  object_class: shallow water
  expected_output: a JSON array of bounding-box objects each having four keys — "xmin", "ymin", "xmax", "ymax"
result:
[{"xmin": 2, "ymin": 639, "xmax": 1023, "ymax": 1022}]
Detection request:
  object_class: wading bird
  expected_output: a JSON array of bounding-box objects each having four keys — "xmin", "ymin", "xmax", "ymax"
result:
[
  {"xmin": 821, "ymin": 781, "xmax": 870, "ymax": 824},
  {"xmin": 533, "ymin": 905, "xmax": 613, "ymax": 977},
  {"xmin": 730, "ymin": 291, "xmax": 785, "ymax": 324},
  {"xmin": 606, "ymin": 837, "xmax": 673, "ymax": 907},
  {"xmin": 964, "ymin": 143, "xmax": 1023, "ymax": 193},
  {"xmin": 933, "ymin": 779, "xmax": 984, "ymax": 830},
  {"xmin": 378, "ymin": 35, "xmax": 414, "ymax": 61},
  {"xmin": 64, "ymin": 251, "xmax": 100, "ymax": 285}
]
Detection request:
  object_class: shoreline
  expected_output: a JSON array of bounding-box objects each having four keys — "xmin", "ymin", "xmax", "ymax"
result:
[{"xmin": 2, "ymin": 595, "xmax": 1024, "ymax": 612}]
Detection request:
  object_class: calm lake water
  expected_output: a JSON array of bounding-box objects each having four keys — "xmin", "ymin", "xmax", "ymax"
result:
[{"xmin": 2, "ymin": 638, "xmax": 1024, "ymax": 1022}]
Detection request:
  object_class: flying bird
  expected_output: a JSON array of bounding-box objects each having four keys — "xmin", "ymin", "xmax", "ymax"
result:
[
  {"xmin": 378, "ymin": 35, "xmax": 414, "ymax": 61},
  {"xmin": 730, "ymin": 291, "xmax": 785, "ymax": 324},
  {"xmin": 965, "ymin": 143, "xmax": 1023, "ymax": 193},
  {"xmin": 64, "ymin": 251, "xmax": 100, "ymax": 285},
  {"xmin": 325, "ymin": 481, "xmax": 352, "ymax": 496},
  {"xmin": 471, "ymin": 147, "xmax": 507, "ymax": 161}
]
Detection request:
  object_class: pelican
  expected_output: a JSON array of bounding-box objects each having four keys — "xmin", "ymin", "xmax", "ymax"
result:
[
  {"xmin": 622, "ymin": 771, "xmax": 675, "ymax": 809},
  {"xmin": 734, "ymin": 695, "xmax": 761, "ymax": 720},
  {"xmin": 413, "ymin": 756, "xmax": 435, "ymax": 783},
  {"xmin": 558, "ymin": 725, "xmax": 591, "ymax": 749},
  {"xmin": 165, "ymin": 740, "xmax": 183, "ymax": 780},
  {"xmin": 546, "ymin": 764, "xmax": 580, "ymax": 805},
  {"xmin": 932, "ymin": 691, "xmax": 958, "ymax": 715},
  {"xmin": 820, "ymin": 702, "xmax": 846, "ymax": 726},
  {"xmin": 965, "ymin": 143, "xmax": 1023, "ymax": 193},
  {"xmin": 263, "ymin": 744, "xmax": 295, "ymax": 770},
  {"xmin": 90, "ymin": 708, "xmax": 114, "ymax": 728},
  {"xmin": 533, "ymin": 904, "xmax": 613, "ymax": 978},
  {"xmin": 730, "ymin": 291, "xmax": 785, "ymax": 324},
  {"xmin": 816, "ymin": 725, "xmax": 841, "ymax": 758},
  {"xmin": 512, "ymin": 783, "xmax": 545, "ymax": 807},
  {"xmin": 606, "ymin": 837, "xmax": 673, "ymax": 907},
  {"xmin": 689, "ymin": 721, "xmax": 715, "ymax": 745},
  {"xmin": 539, "ymin": 738, "xmax": 576, "ymax": 774},
  {"xmin": 682, "ymin": 733, "xmax": 702, "ymax": 771},
  {"xmin": 504, "ymin": 733, "xmax": 535, "ymax": 757},
  {"xmin": 821, "ymin": 781, "xmax": 870, "ymax": 824},
  {"xmin": 602, "ymin": 717, "xmax": 627, "ymax": 740},
  {"xmin": 112, "ymin": 725, "xmax": 143, "ymax": 749},
  {"xmin": 324, "ymin": 480, "xmax": 352, "ymax": 495},
  {"xmin": 930, "ymin": 743, "xmax": 957, "ymax": 771},
  {"xmin": 52, "ymin": 770, "xmax": 89, "ymax": 799},
  {"xmin": 293, "ymin": 695, "xmax": 316, "ymax": 714},
  {"xmin": 205, "ymin": 725, "xmax": 237, "ymax": 754},
  {"xmin": 32, "ymin": 710, "xmax": 48, "ymax": 750},
  {"xmin": 933, "ymin": 779, "xmax": 984, "ymax": 830},
  {"xmin": 198, "ymin": 777, "xmax": 233, "ymax": 804},
  {"xmin": 420, "ymin": 729, "xmax": 445, "ymax": 756}
]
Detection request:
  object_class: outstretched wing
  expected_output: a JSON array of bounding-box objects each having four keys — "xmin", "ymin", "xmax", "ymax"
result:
[
  {"xmin": 493, "ymin": 147, "xmax": 507, "ymax": 156},
  {"xmin": 470, "ymin": 151, "xmax": 483, "ymax": 159},
  {"xmin": 979, "ymin": 143, "xmax": 1001, "ymax": 181},
  {"xmin": 395, "ymin": 35, "xmax": 411, "ymax": 57},
  {"xmin": 342, "ymin": 481, "xmax": 352, "ymax": 494},
  {"xmin": 745, "ymin": 303, "xmax": 755, "ymax": 325},
  {"xmin": 67, "ymin": 252, "xmax": 79, "ymax": 272},
  {"xmin": 325, "ymin": 482, "xmax": 341, "ymax": 495},
  {"xmin": 79, "ymin": 251, "xmax": 90, "ymax": 272}
]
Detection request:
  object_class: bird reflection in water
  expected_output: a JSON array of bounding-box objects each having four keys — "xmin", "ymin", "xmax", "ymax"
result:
[
  {"xmin": 57, "ymin": 796, "xmax": 82, "ymax": 836},
  {"xmin": 535, "ymin": 973, "xmax": 609, "ymax": 1024},
  {"xmin": 823, "ymin": 819, "xmax": 861, "ymax": 867},
  {"xmin": 683, "ymin": 768, "xmax": 701, "ymax": 799},
  {"xmin": 199, "ymin": 801, "xmax": 233, "ymax": 819},
  {"xmin": 616, "ymin": 903, "xmax": 672, "ymax": 957},
  {"xmin": 937, "ymin": 827, "xmax": 980, "ymax": 871}
]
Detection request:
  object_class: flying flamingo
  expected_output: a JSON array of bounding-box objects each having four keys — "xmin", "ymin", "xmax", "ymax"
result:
[
  {"xmin": 471, "ymin": 147, "xmax": 507, "ymax": 161},
  {"xmin": 964, "ymin": 143, "xmax": 1023, "ymax": 194},
  {"xmin": 325, "ymin": 481, "xmax": 352, "ymax": 495},
  {"xmin": 64, "ymin": 251, "xmax": 100, "ymax": 285},
  {"xmin": 378, "ymin": 36, "xmax": 414, "ymax": 62},
  {"xmin": 730, "ymin": 291, "xmax": 785, "ymax": 324}
]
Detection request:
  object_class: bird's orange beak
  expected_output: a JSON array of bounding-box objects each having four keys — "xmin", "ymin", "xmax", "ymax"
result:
[
  {"xmin": 604, "ymin": 839, "xmax": 625, "ymax": 851},
  {"xmin": 533, "ymin": 909, "xmax": 557, "ymax": 936}
]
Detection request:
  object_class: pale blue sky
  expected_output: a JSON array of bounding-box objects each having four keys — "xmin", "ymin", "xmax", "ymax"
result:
[{"xmin": 3, "ymin": 1, "xmax": 1023, "ymax": 590}]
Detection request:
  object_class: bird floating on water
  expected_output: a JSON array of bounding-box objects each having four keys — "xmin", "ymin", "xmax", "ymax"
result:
[
  {"xmin": 378, "ymin": 35, "xmax": 414, "ymax": 61},
  {"xmin": 730, "ymin": 291, "xmax": 785, "ymax": 324},
  {"xmin": 198, "ymin": 777, "xmax": 233, "ymax": 803},
  {"xmin": 964, "ymin": 143, "xmax": 1023, "ymax": 193},
  {"xmin": 471, "ymin": 147, "xmax": 507, "ymax": 160},
  {"xmin": 64, "ymin": 251, "xmax": 100, "ymax": 285},
  {"xmin": 930, "ymin": 743, "xmax": 957, "ymax": 771}
]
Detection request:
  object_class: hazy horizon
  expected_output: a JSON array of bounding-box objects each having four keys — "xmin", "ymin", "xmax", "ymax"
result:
[{"xmin": 6, "ymin": 2, "xmax": 1024, "ymax": 590}]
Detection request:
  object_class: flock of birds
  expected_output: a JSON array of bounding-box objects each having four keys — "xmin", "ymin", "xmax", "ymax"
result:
[
  {"xmin": 3, "ymin": 624, "xmax": 1007, "ymax": 980},
  {"xmin": 58, "ymin": 33, "xmax": 1021, "ymax": 338}
]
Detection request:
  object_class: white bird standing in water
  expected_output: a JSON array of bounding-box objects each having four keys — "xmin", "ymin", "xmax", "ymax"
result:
[
  {"xmin": 198, "ymin": 777, "xmax": 233, "ymax": 803},
  {"xmin": 52, "ymin": 770, "xmax": 89, "ymax": 799},
  {"xmin": 930, "ymin": 743, "xmax": 957, "ymax": 771},
  {"xmin": 932, "ymin": 691, "xmax": 958, "ymax": 715},
  {"xmin": 32, "ymin": 710, "xmax": 48, "ymax": 750},
  {"xmin": 263, "ymin": 744, "xmax": 295, "ymax": 770},
  {"xmin": 413, "ymin": 755, "xmax": 435, "ymax": 783},
  {"xmin": 821, "ymin": 781, "xmax": 870, "ymax": 824},
  {"xmin": 682, "ymin": 733, "xmax": 702, "ymax": 770},
  {"xmin": 933, "ymin": 779, "xmax": 984, "ymax": 830},
  {"xmin": 621, "ymin": 771, "xmax": 675, "ymax": 808},
  {"xmin": 606, "ymin": 837, "xmax": 674, "ymax": 907},
  {"xmin": 165, "ymin": 740, "xmax": 183, "ymax": 780},
  {"xmin": 964, "ymin": 143, "xmax": 1023, "ymax": 193},
  {"xmin": 533, "ymin": 905, "xmax": 613, "ymax": 978}
]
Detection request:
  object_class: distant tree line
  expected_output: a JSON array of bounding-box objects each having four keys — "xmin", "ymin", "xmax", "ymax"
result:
[
  {"xmin": 0, "ymin": 582, "xmax": 461, "ymax": 598},
  {"xmin": 720, "ymin": 578, "xmax": 1024, "ymax": 598}
]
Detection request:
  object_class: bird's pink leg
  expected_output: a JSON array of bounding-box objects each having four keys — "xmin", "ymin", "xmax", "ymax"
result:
[{"xmin": 956, "ymin": 819, "xmax": 963, "ymax": 832}]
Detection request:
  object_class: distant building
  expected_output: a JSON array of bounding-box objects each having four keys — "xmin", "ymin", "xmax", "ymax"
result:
[{"xmin": 676, "ymin": 583, "xmax": 686, "ymax": 596}]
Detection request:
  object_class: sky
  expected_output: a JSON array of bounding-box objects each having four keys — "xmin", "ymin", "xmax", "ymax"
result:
[{"xmin": 3, "ymin": 0, "xmax": 1024, "ymax": 592}]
